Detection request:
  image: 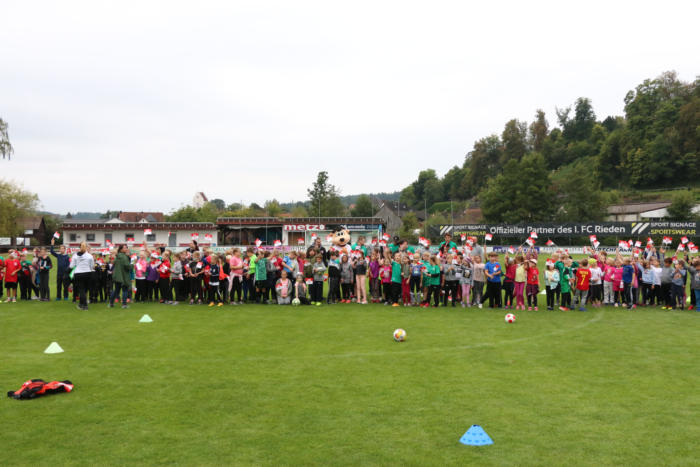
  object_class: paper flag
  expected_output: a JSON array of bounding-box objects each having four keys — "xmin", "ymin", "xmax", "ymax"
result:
[{"xmin": 484, "ymin": 233, "xmax": 493, "ymax": 242}]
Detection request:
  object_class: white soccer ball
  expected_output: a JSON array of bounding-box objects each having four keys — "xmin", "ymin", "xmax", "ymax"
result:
[
  {"xmin": 504, "ymin": 313, "xmax": 516, "ymax": 323},
  {"xmin": 393, "ymin": 328, "xmax": 406, "ymax": 342},
  {"xmin": 291, "ymin": 298, "xmax": 300, "ymax": 306}
]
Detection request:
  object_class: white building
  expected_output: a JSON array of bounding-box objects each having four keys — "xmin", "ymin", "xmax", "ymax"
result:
[
  {"xmin": 193, "ymin": 192, "xmax": 208, "ymax": 208},
  {"xmin": 606, "ymin": 202, "xmax": 700, "ymax": 222},
  {"xmin": 61, "ymin": 221, "xmax": 217, "ymax": 249}
]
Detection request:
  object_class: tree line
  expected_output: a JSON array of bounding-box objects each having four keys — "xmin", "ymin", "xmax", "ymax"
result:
[{"xmin": 399, "ymin": 71, "xmax": 700, "ymax": 223}]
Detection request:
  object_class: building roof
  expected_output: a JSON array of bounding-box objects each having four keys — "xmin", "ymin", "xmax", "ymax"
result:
[
  {"xmin": 18, "ymin": 216, "xmax": 44, "ymax": 230},
  {"xmin": 117, "ymin": 211, "xmax": 165, "ymax": 222},
  {"xmin": 217, "ymin": 217, "xmax": 384, "ymax": 226},
  {"xmin": 62, "ymin": 221, "xmax": 215, "ymax": 230},
  {"xmin": 195, "ymin": 192, "xmax": 208, "ymax": 201},
  {"xmin": 607, "ymin": 202, "xmax": 671, "ymax": 214}
]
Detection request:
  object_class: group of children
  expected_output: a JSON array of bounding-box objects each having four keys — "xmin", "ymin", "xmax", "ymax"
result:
[{"xmin": 1, "ymin": 235, "xmax": 699, "ymax": 312}]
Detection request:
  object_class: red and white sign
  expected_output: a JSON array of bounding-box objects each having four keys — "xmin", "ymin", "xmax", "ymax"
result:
[
  {"xmin": 204, "ymin": 233, "xmax": 213, "ymax": 241},
  {"xmin": 191, "ymin": 233, "xmax": 199, "ymax": 240},
  {"xmin": 126, "ymin": 237, "xmax": 135, "ymax": 244},
  {"xmin": 297, "ymin": 238, "xmax": 305, "ymax": 245},
  {"xmin": 144, "ymin": 229, "xmax": 152, "ymax": 235},
  {"xmin": 283, "ymin": 224, "xmax": 325, "ymax": 231}
]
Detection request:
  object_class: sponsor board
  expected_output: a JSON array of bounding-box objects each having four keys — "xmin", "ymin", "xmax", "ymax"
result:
[{"xmin": 436, "ymin": 222, "xmax": 698, "ymax": 238}]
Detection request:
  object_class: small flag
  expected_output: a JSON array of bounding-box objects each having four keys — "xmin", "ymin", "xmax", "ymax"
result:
[
  {"xmin": 191, "ymin": 233, "xmax": 199, "ymax": 240},
  {"xmin": 144, "ymin": 229, "xmax": 152, "ymax": 235},
  {"xmin": 326, "ymin": 234, "xmax": 333, "ymax": 242},
  {"xmin": 297, "ymin": 238, "xmax": 304, "ymax": 245},
  {"xmin": 311, "ymin": 232, "xmax": 318, "ymax": 239},
  {"xmin": 677, "ymin": 243, "xmax": 685, "ymax": 252},
  {"xmin": 382, "ymin": 233, "xmax": 390, "ymax": 241},
  {"xmin": 546, "ymin": 239, "xmax": 554, "ymax": 246},
  {"xmin": 681, "ymin": 236, "xmax": 689, "ymax": 244},
  {"xmin": 168, "ymin": 231, "xmax": 172, "ymax": 237},
  {"xmin": 126, "ymin": 237, "xmax": 135, "ymax": 244},
  {"xmin": 593, "ymin": 240, "xmax": 600, "ymax": 249},
  {"xmin": 589, "ymin": 235, "xmax": 597, "ymax": 243},
  {"xmin": 370, "ymin": 238, "xmax": 377, "ymax": 245},
  {"xmin": 53, "ymin": 231, "xmax": 60, "ymax": 239},
  {"xmin": 204, "ymin": 233, "xmax": 213, "ymax": 241},
  {"xmin": 378, "ymin": 239, "xmax": 387, "ymax": 246},
  {"xmin": 105, "ymin": 240, "xmax": 112, "ymax": 247},
  {"xmin": 273, "ymin": 239, "xmax": 282, "ymax": 247},
  {"xmin": 619, "ymin": 240, "xmax": 629, "ymax": 249},
  {"xmin": 460, "ymin": 234, "xmax": 466, "ymax": 242},
  {"xmin": 508, "ymin": 246, "xmax": 515, "ymax": 254},
  {"xmin": 526, "ymin": 237, "xmax": 535, "ymax": 247},
  {"xmin": 663, "ymin": 236, "xmax": 672, "ymax": 245},
  {"xmin": 634, "ymin": 240, "xmax": 641, "ymax": 248},
  {"xmin": 689, "ymin": 243, "xmax": 698, "ymax": 253},
  {"xmin": 646, "ymin": 237, "xmax": 653, "ymax": 245},
  {"xmin": 419, "ymin": 237, "xmax": 428, "ymax": 247},
  {"xmin": 255, "ymin": 238, "xmax": 262, "ymax": 247},
  {"xmin": 485, "ymin": 233, "xmax": 493, "ymax": 242},
  {"xmin": 530, "ymin": 231, "xmax": 538, "ymax": 239}
]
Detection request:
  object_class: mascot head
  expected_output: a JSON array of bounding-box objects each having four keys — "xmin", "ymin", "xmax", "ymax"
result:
[{"xmin": 328, "ymin": 225, "xmax": 351, "ymax": 247}]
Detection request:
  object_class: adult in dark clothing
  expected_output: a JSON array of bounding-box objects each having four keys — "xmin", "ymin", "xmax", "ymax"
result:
[
  {"xmin": 307, "ymin": 238, "xmax": 327, "ymax": 262},
  {"xmin": 109, "ymin": 245, "xmax": 132, "ymax": 309},
  {"xmin": 50, "ymin": 238, "xmax": 71, "ymax": 300}
]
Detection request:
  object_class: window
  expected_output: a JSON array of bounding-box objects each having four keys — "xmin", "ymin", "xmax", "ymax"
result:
[
  {"xmin": 69, "ymin": 233, "xmax": 77, "ymax": 242},
  {"xmin": 104, "ymin": 233, "xmax": 112, "ymax": 244},
  {"xmin": 86, "ymin": 233, "xmax": 95, "ymax": 242},
  {"xmin": 146, "ymin": 234, "xmax": 156, "ymax": 242},
  {"xmin": 168, "ymin": 233, "xmax": 177, "ymax": 247},
  {"xmin": 125, "ymin": 233, "xmax": 134, "ymax": 241}
]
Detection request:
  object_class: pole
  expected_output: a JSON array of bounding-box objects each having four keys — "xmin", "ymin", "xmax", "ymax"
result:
[
  {"xmin": 424, "ymin": 198, "xmax": 427, "ymax": 237},
  {"xmin": 450, "ymin": 200, "xmax": 453, "ymax": 228}
]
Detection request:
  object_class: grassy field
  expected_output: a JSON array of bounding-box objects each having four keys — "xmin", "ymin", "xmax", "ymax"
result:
[{"xmin": 1, "ymin": 298, "xmax": 699, "ymax": 466}]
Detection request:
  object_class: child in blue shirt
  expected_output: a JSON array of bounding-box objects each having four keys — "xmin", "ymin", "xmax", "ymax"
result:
[{"xmin": 484, "ymin": 252, "xmax": 502, "ymax": 308}]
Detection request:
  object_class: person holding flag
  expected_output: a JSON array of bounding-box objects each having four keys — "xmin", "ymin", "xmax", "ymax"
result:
[
  {"xmin": 50, "ymin": 236, "xmax": 71, "ymax": 301},
  {"xmin": 439, "ymin": 232, "xmax": 457, "ymax": 251}
]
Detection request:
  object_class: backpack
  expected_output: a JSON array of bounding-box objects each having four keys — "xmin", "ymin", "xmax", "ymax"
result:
[{"xmin": 7, "ymin": 379, "xmax": 74, "ymax": 400}]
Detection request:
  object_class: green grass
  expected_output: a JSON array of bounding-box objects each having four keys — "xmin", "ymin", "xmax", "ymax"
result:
[{"xmin": 1, "ymin": 299, "xmax": 699, "ymax": 466}]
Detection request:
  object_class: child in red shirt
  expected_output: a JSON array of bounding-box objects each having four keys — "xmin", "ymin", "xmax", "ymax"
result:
[
  {"xmin": 4, "ymin": 251, "xmax": 21, "ymax": 303},
  {"xmin": 526, "ymin": 258, "xmax": 540, "ymax": 310},
  {"xmin": 575, "ymin": 258, "xmax": 591, "ymax": 311}
]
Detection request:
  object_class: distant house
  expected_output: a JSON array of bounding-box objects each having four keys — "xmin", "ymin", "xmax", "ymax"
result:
[
  {"xmin": 117, "ymin": 211, "xmax": 165, "ymax": 223},
  {"xmin": 372, "ymin": 198, "xmax": 425, "ymax": 235},
  {"xmin": 606, "ymin": 202, "xmax": 672, "ymax": 222},
  {"xmin": 17, "ymin": 216, "xmax": 47, "ymax": 246},
  {"xmin": 193, "ymin": 192, "xmax": 208, "ymax": 208}
]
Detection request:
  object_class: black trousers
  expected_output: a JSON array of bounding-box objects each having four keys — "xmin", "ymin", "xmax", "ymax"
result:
[
  {"xmin": 485, "ymin": 281, "xmax": 502, "ymax": 308},
  {"xmin": 443, "ymin": 280, "xmax": 458, "ymax": 306},
  {"xmin": 159, "ymin": 278, "xmax": 172, "ymax": 302},
  {"xmin": 230, "ymin": 276, "xmax": 242, "ymax": 302},
  {"xmin": 56, "ymin": 270, "xmax": 70, "ymax": 299},
  {"xmin": 426, "ymin": 284, "xmax": 440, "ymax": 306},
  {"xmin": 110, "ymin": 282, "xmax": 129, "ymax": 306},
  {"xmin": 502, "ymin": 281, "xmax": 514, "ymax": 306},
  {"xmin": 39, "ymin": 271, "xmax": 50, "ymax": 299},
  {"xmin": 74, "ymin": 272, "xmax": 91, "ymax": 308}
]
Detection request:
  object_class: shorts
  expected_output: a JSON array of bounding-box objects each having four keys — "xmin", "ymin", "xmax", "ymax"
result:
[{"xmin": 5, "ymin": 281, "xmax": 17, "ymax": 289}]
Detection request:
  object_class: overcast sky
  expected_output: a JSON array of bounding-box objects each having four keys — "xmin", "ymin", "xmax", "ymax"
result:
[{"xmin": 1, "ymin": 1, "xmax": 697, "ymax": 214}]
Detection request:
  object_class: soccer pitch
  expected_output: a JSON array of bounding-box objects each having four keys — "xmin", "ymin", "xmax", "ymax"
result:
[{"xmin": 1, "ymin": 300, "xmax": 698, "ymax": 465}]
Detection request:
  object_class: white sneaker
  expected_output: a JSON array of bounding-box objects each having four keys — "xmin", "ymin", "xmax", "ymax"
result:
[{"xmin": 478, "ymin": 303, "xmax": 483, "ymax": 309}]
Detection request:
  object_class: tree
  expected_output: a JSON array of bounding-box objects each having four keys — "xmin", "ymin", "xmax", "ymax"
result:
[
  {"xmin": 307, "ymin": 171, "xmax": 345, "ymax": 217},
  {"xmin": 465, "ymin": 135, "xmax": 503, "ymax": 194},
  {"xmin": 552, "ymin": 159, "xmax": 606, "ymax": 222},
  {"xmin": 529, "ymin": 109, "xmax": 549, "ymax": 152},
  {"xmin": 479, "ymin": 153, "xmax": 555, "ymax": 223},
  {"xmin": 264, "ymin": 199, "xmax": 283, "ymax": 217},
  {"xmin": 501, "ymin": 119, "xmax": 528, "ymax": 163},
  {"xmin": 210, "ymin": 198, "xmax": 226, "ymax": 211},
  {"xmin": 398, "ymin": 212, "xmax": 420, "ymax": 244},
  {"xmin": 351, "ymin": 194, "xmax": 374, "ymax": 217},
  {"xmin": 666, "ymin": 191, "xmax": 696, "ymax": 220},
  {"xmin": 290, "ymin": 204, "xmax": 309, "ymax": 217},
  {"xmin": 0, "ymin": 119, "xmax": 13, "ymax": 160},
  {"xmin": 0, "ymin": 179, "xmax": 39, "ymax": 238}
]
